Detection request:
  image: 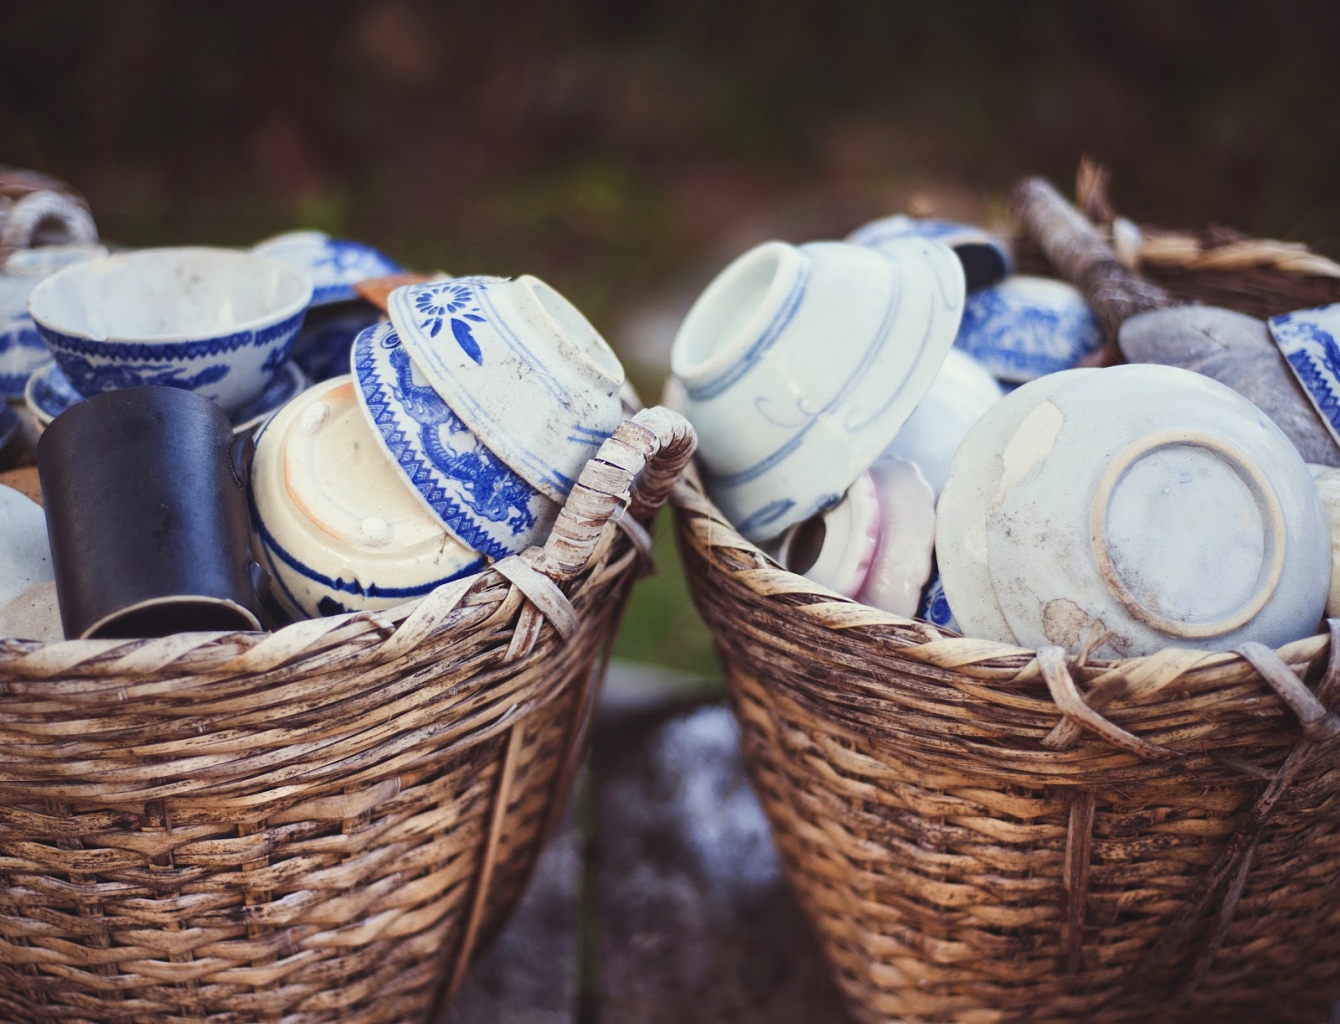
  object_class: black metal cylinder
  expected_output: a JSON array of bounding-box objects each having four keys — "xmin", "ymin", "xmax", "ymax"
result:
[{"xmin": 36, "ymin": 386, "xmax": 263, "ymax": 639}]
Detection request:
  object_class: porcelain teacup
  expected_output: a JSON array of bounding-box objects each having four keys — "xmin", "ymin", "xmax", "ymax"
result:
[
  {"xmin": 671, "ymin": 237, "xmax": 964, "ymax": 541},
  {"xmin": 27, "ymin": 247, "xmax": 312, "ymax": 414},
  {"xmin": 387, "ymin": 274, "xmax": 625, "ymax": 502}
]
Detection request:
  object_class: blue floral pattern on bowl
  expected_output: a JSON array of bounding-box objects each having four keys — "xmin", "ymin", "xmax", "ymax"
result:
[
  {"xmin": 0, "ymin": 313, "xmax": 52, "ymax": 399},
  {"xmin": 253, "ymin": 230, "xmax": 403, "ymax": 307},
  {"xmin": 1269, "ymin": 303, "xmax": 1340, "ymax": 449},
  {"xmin": 953, "ymin": 276, "xmax": 1103, "ymax": 382},
  {"xmin": 351, "ymin": 320, "xmax": 557, "ymax": 561},
  {"xmin": 26, "ymin": 358, "xmax": 307, "ymax": 436},
  {"xmin": 849, "ymin": 214, "xmax": 1013, "ymax": 291}
]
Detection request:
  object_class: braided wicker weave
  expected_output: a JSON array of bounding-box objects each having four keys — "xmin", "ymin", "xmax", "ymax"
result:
[
  {"xmin": 674, "ymin": 213, "xmax": 1340, "ymax": 1022},
  {"xmin": 0, "ymin": 405, "xmax": 695, "ymax": 1024}
]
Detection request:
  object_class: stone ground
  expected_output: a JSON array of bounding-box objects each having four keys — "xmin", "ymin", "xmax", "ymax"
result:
[{"xmin": 441, "ymin": 661, "xmax": 851, "ymax": 1024}]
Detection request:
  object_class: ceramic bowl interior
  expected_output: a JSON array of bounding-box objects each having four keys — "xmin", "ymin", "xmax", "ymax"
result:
[
  {"xmin": 29, "ymin": 248, "xmax": 311, "ymax": 343},
  {"xmin": 670, "ymin": 241, "xmax": 795, "ymax": 383}
]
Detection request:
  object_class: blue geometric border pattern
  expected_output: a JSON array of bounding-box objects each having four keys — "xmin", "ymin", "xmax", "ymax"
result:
[
  {"xmin": 1271, "ymin": 306, "xmax": 1340, "ymax": 448},
  {"xmin": 352, "ymin": 321, "xmax": 552, "ymax": 561},
  {"xmin": 37, "ymin": 308, "xmax": 306, "ymax": 362}
]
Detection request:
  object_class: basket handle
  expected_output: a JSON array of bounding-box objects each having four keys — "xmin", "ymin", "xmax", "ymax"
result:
[{"xmin": 535, "ymin": 405, "xmax": 697, "ymax": 582}]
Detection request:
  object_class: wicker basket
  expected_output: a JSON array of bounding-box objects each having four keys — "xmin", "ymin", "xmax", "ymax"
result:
[
  {"xmin": 673, "ymin": 211, "xmax": 1340, "ymax": 1022},
  {"xmin": 0, "ymin": 405, "xmax": 695, "ymax": 1024}
]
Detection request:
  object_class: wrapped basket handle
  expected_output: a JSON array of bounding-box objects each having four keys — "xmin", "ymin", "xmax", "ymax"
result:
[{"xmin": 536, "ymin": 406, "xmax": 697, "ymax": 582}]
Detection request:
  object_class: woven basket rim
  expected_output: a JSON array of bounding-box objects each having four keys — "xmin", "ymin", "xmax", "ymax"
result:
[{"xmin": 0, "ymin": 404, "xmax": 698, "ymax": 680}]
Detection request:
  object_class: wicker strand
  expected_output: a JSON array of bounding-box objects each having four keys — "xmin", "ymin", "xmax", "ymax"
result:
[
  {"xmin": 1061, "ymin": 789, "xmax": 1096, "ymax": 973},
  {"xmin": 1134, "ymin": 620, "xmax": 1340, "ymax": 983},
  {"xmin": 1038, "ymin": 647, "xmax": 1178, "ymax": 762}
]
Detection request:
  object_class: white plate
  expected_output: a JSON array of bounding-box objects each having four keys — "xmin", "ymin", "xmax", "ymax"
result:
[
  {"xmin": 986, "ymin": 364, "xmax": 1330, "ymax": 657},
  {"xmin": 0, "ymin": 485, "xmax": 53, "ymax": 608},
  {"xmin": 934, "ymin": 368, "xmax": 1094, "ymax": 643}
]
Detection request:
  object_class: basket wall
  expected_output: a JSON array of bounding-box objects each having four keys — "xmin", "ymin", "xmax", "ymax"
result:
[
  {"xmin": 673, "ymin": 238, "xmax": 1340, "ymax": 1022},
  {"xmin": 0, "ymin": 406, "xmax": 696, "ymax": 1024}
]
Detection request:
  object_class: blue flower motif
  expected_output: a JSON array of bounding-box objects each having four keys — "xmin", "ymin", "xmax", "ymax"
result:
[{"xmin": 412, "ymin": 279, "xmax": 490, "ymax": 364}]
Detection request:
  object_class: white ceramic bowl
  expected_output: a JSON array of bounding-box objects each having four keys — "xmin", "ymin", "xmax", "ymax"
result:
[
  {"xmin": 773, "ymin": 471, "xmax": 880, "ymax": 598},
  {"xmin": 954, "ymin": 275, "xmax": 1103, "ymax": 382},
  {"xmin": 934, "ymin": 368, "xmax": 1095, "ymax": 644},
  {"xmin": 882, "ymin": 347, "xmax": 1002, "ymax": 497},
  {"xmin": 252, "ymin": 230, "xmax": 402, "ymax": 307},
  {"xmin": 986, "ymin": 364, "xmax": 1330, "ymax": 657},
  {"xmin": 388, "ymin": 275, "xmax": 625, "ymax": 502},
  {"xmin": 857, "ymin": 456, "xmax": 936, "ymax": 617},
  {"xmin": 0, "ymin": 484, "xmax": 53, "ymax": 607},
  {"xmin": 250, "ymin": 375, "xmax": 487, "ymax": 620},
  {"xmin": 351, "ymin": 319, "xmax": 559, "ymax": 560},
  {"xmin": 672, "ymin": 237, "xmax": 965, "ymax": 541},
  {"xmin": 28, "ymin": 247, "xmax": 313, "ymax": 414}
]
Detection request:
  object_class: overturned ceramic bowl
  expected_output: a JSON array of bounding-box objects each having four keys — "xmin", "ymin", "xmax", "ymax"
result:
[
  {"xmin": 0, "ymin": 244, "xmax": 108, "ymax": 399},
  {"xmin": 388, "ymin": 275, "xmax": 625, "ymax": 502},
  {"xmin": 857, "ymin": 456, "xmax": 936, "ymax": 618},
  {"xmin": 28, "ymin": 247, "xmax": 312, "ymax": 414},
  {"xmin": 848, "ymin": 213, "xmax": 1011, "ymax": 291},
  {"xmin": 351, "ymin": 320, "xmax": 558, "ymax": 559},
  {"xmin": 253, "ymin": 230, "xmax": 403, "ymax": 307},
  {"xmin": 986, "ymin": 364, "xmax": 1330, "ymax": 658},
  {"xmin": 772, "ymin": 470, "xmax": 881, "ymax": 598},
  {"xmin": 954, "ymin": 275, "xmax": 1103, "ymax": 382},
  {"xmin": 251, "ymin": 374, "xmax": 488, "ymax": 620},
  {"xmin": 882, "ymin": 347, "xmax": 1002, "ymax": 497},
  {"xmin": 672, "ymin": 236, "xmax": 964, "ymax": 541}
]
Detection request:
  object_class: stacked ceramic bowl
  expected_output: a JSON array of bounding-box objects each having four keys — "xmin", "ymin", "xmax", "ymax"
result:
[
  {"xmin": 250, "ymin": 273, "xmax": 627, "ymax": 620},
  {"xmin": 668, "ymin": 232, "xmax": 973, "ymax": 618}
]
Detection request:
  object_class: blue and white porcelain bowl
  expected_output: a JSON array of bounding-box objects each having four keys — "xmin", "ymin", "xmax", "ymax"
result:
[
  {"xmin": 250, "ymin": 374, "xmax": 487, "ymax": 621},
  {"xmin": 953, "ymin": 275, "xmax": 1104, "ymax": 383},
  {"xmin": 1269, "ymin": 302, "xmax": 1340, "ymax": 449},
  {"xmin": 287, "ymin": 301, "xmax": 384, "ymax": 383},
  {"xmin": 388, "ymin": 274, "xmax": 625, "ymax": 502},
  {"xmin": 0, "ymin": 244, "xmax": 108, "ymax": 399},
  {"xmin": 27, "ymin": 247, "xmax": 312, "ymax": 414},
  {"xmin": 252, "ymin": 230, "xmax": 403, "ymax": 307},
  {"xmin": 25, "ymin": 357, "xmax": 308, "ymax": 437},
  {"xmin": 849, "ymin": 214, "xmax": 1012, "ymax": 291},
  {"xmin": 671, "ymin": 237, "xmax": 965, "ymax": 542},
  {"xmin": 351, "ymin": 320, "xmax": 558, "ymax": 560}
]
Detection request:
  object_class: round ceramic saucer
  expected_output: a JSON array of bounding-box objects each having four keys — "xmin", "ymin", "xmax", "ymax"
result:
[
  {"xmin": 985, "ymin": 364, "xmax": 1330, "ymax": 658},
  {"xmin": 25, "ymin": 358, "xmax": 308, "ymax": 435},
  {"xmin": 934, "ymin": 368, "xmax": 1094, "ymax": 645}
]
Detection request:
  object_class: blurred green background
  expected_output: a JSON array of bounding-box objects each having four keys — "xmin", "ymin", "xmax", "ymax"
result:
[{"xmin": 5, "ymin": 0, "xmax": 1338, "ymax": 675}]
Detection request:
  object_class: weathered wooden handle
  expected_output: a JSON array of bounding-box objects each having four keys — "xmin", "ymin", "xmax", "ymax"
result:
[{"xmin": 1009, "ymin": 176, "xmax": 1173, "ymax": 341}]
